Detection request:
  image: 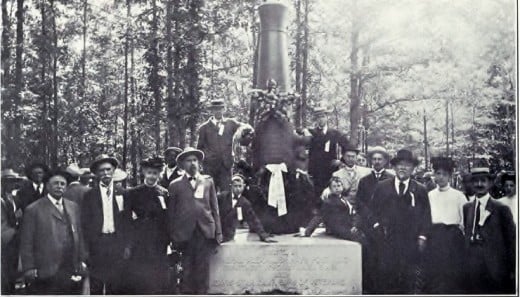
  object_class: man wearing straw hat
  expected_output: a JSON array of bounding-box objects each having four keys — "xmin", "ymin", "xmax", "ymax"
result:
[
  {"xmin": 63, "ymin": 163, "xmax": 90, "ymax": 204},
  {"xmin": 81, "ymin": 154, "xmax": 131, "ymax": 294},
  {"xmin": 463, "ymin": 167, "xmax": 515, "ymax": 294},
  {"xmin": 167, "ymin": 147, "xmax": 222, "ymax": 294}
]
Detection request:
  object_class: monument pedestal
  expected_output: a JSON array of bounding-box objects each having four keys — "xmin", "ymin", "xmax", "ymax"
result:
[{"xmin": 208, "ymin": 228, "xmax": 362, "ymax": 295}]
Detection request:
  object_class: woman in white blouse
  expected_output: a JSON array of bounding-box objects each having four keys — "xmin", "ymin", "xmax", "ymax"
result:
[{"xmin": 424, "ymin": 157, "xmax": 467, "ymax": 294}]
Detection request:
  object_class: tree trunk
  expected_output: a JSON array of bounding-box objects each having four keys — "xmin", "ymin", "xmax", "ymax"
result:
[
  {"xmin": 81, "ymin": 0, "xmax": 87, "ymax": 98},
  {"xmin": 151, "ymin": 0, "xmax": 161, "ymax": 154},
  {"xmin": 2, "ymin": 0, "xmax": 11, "ymax": 87},
  {"xmin": 293, "ymin": 0, "xmax": 302, "ymax": 128},
  {"xmin": 349, "ymin": 0, "xmax": 361, "ymax": 146},
  {"xmin": 249, "ymin": 1, "xmax": 258, "ymax": 126},
  {"xmin": 40, "ymin": 0, "xmax": 49, "ymax": 164},
  {"xmin": 165, "ymin": 0, "xmax": 178, "ymax": 146},
  {"xmin": 301, "ymin": 0, "xmax": 309, "ymax": 126},
  {"xmin": 50, "ymin": 0, "xmax": 58, "ymax": 167},
  {"xmin": 122, "ymin": 0, "xmax": 130, "ymax": 170}
]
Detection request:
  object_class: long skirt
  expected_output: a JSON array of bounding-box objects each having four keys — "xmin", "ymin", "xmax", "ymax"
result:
[{"xmin": 424, "ymin": 224, "xmax": 466, "ymax": 294}]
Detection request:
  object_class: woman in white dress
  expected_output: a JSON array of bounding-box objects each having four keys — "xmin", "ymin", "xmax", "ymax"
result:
[{"xmin": 425, "ymin": 157, "xmax": 467, "ymax": 294}]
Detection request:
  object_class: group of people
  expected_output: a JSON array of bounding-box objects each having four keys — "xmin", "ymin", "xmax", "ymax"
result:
[{"xmin": 1, "ymin": 99, "xmax": 517, "ymax": 295}]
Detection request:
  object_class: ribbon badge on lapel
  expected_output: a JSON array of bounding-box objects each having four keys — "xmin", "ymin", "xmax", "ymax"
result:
[
  {"xmin": 410, "ymin": 192, "xmax": 415, "ymax": 207},
  {"xmin": 265, "ymin": 163, "xmax": 288, "ymax": 217},
  {"xmin": 480, "ymin": 209, "xmax": 492, "ymax": 226}
]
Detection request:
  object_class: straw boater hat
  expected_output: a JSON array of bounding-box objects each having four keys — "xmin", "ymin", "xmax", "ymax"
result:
[
  {"xmin": 65, "ymin": 163, "xmax": 83, "ymax": 177},
  {"xmin": 470, "ymin": 167, "xmax": 493, "ymax": 180},
  {"xmin": 163, "ymin": 147, "xmax": 182, "ymax": 156},
  {"xmin": 390, "ymin": 149, "xmax": 419, "ymax": 167},
  {"xmin": 176, "ymin": 147, "xmax": 205, "ymax": 163},
  {"xmin": 112, "ymin": 168, "xmax": 128, "ymax": 182},
  {"xmin": 367, "ymin": 146, "xmax": 389, "ymax": 159},
  {"xmin": 90, "ymin": 154, "xmax": 119, "ymax": 173},
  {"xmin": 1, "ymin": 169, "xmax": 24, "ymax": 181}
]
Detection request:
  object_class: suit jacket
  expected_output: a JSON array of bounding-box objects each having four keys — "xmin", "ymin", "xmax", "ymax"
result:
[
  {"xmin": 197, "ymin": 117, "xmax": 241, "ymax": 169},
  {"xmin": 463, "ymin": 198, "xmax": 515, "ymax": 283},
  {"xmin": 357, "ymin": 169, "xmax": 395, "ymax": 206},
  {"xmin": 371, "ymin": 178, "xmax": 431, "ymax": 253},
  {"xmin": 1, "ymin": 198, "xmax": 18, "ymax": 246},
  {"xmin": 307, "ymin": 127, "xmax": 350, "ymax": 190},
  {"xmin": 16, "ymin": 180, "xmax": 46, "ymax": 210},
  {"xmin": 321, "ymin": 194, "xmax": 368, "ymax": 240},
  {"xmin": 20, "ymin": 197, "xmax": 86, "ymax": 279},
  {"xmin": 64, "ymin": 182, "xmax": 90, "ymax": 205},
  {"xmin": 167, "ymin": 175, "xmax": 222, "ymax": 243},
  {"xmin": 217, "ymin": 191, "xmax": 268, "ymax": 242},
  {"xmin": 81, "ymin": 185, "xmax": 131, "ymax": 263},
  {"xmin": 332, "ymin": 165, "xmax": 372, "ymax": 194},
  {"xmin": 159, "ymin": 166, "xmax": 183, "ymax": 189}
]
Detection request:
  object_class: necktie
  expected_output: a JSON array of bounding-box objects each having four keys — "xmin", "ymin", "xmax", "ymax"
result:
[
  {"xmin": 473, "ymin": 200, "xmax": 481, "ymax": 234},
  {"xmin": 399, "ymin": 182, "xmax": 405, "ymax": 196},
  {"xmin": 38, "ymin": 184, "xmax": 43, "ymax": 194},
  {"xmin": 55, "ymin": 200, "xmax": 64, "ymax": 214}
]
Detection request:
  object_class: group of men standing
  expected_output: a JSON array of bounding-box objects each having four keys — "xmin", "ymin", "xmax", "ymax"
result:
[{"xmin": 0, "ymin": 99, "xmax": 517, "ymax": 295}]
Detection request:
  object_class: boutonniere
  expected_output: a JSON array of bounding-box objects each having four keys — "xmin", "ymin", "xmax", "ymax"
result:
[{"xmin": 480, "ymin": 209, "xmax": 492, "ymax": 226}]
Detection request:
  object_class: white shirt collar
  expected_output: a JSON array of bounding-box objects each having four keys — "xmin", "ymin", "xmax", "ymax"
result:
[
  {"xmin": 373, "ymin": 168, "xmax": 385, "ymax": 175},
  {"xmin": 476, "ymin": 193, "xmax": 491, "ymax": 208},
  {"xmin": 185, "ymin": 172, "xmax": 200, "ymax": 180},
  {"xmin": 211, "ymin": 116, "xmax": 226, "ymax": 125},
  {"xmin": 47, "ymin": 194, "xmax": 63, "ymax": 205},
  {"xmin": 69, "ymin": 181, "xmax": 80, "ymax": 186},
  {"xmin": 395, "ymin": 177, "xmax": 410, "ymax": 193},
  {"xmin": 33, "ymin": 182, "xmax": 43, "ymax": 191}
]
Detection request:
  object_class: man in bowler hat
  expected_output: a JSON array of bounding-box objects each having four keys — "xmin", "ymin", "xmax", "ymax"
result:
[
  {"xmin": 167, "ymin": 147, "xmax": 222, "ymax": 294},
  {"xmin": 197, "ymin": 99, "xmax": 245, "ymax": 192},
  {"xmin": 160, "ymin": 147, "xmax": 184, "ymax": 189},
  {"xmin": 370, "ymin": 149, "xmax": 431, "ymax": 294}
]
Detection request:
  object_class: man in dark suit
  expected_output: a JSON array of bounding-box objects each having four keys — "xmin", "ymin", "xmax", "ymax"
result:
[
  {"xmin": 304, "ymin": 107, "xmax": 350, "ymax": 197},
  {"xmin": 371, "ymin": 149, "xmax": 432, "ymax": 294},
  {"xmin": 463, "ymin": 167, "xmax": 515, "ymax": 294},
  {"xmin": 16, "ymin": 162, "xmax": 49, "ymax": 211},
  {"xmin": 167, "ymin": 147, "xmax": 222, "ymax": 294},
  {"xmin": 1, "ymin": 169, "xmax": 24, "ymax": 294},
  {"xmin": 218, "ymin": 174, "xmax": 275, "ymax": 243},
  {"xmin": 81, "ymin": 154, "xmax": 131, "ymax": 294},
  {"xmin": 160, "ymin": 147, "xmax": 183, "ymax": 189},
  {"xmin": 197, "ymin": 99, "xmax": 244, "ymax": 192},
  {"xmin": 20, "ymin": 170, "xmax": 88, "ymax": 294},
  {"xmin": 357, "ymin": 146, "xmax": 394, "ymax": 207}
]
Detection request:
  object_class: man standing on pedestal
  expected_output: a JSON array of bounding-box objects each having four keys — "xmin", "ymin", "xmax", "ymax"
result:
[
  {"xmin": 167, "ymin": 148, "xmax": 222, "ymax": 294},
  {"xmin": 197, "ymin": 100, "xmax": 243, "ymax": 192},
  {"xmin": 305, "ymin": 107, "xmax": 350, "ymax": 197},
  {"xmin": 160, "ymin": 147, "xmax": 184, "ymax": 189},
  {"xmin": 371, "ymin": 149, "xmax": 431, "ymax": 294}
]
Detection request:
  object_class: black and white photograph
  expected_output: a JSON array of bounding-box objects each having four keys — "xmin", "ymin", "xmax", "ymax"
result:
[{"xmin": 0, "ymin": 0, "xmax": 517, "ymax": 294}]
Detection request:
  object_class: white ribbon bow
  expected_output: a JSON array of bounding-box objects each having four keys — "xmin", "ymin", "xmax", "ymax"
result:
[{"xmin": 265, "ymin": 163, "xmax": 288, "ymax": 216}]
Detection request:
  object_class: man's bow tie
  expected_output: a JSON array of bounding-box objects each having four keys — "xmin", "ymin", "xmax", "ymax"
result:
[{"xmin": 188, "ymin": 176, "xmax": 196, "ymax": 181}]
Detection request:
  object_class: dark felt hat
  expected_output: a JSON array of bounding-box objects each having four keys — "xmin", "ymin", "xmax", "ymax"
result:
[
  {"xmin": 208, "ymin": 99, "xmax": 225, "ymax": 108},
  {"xmin": 24, "ymin": 162, "xmax": 50, "ymax": 178},
  {"xmin": 431, "ymin": 157, "xmax": 455, "ymax": 173},
  {"xmin": 343, "ymin": 143, "xmax": 360, "ymax": 154},
  {"xmin": 45, "ymin": 169, "xmax": 73, "ymax": 184},
  {"xmin": 140, "ymin": 156, "xmax": 165, "ymax": 170},
  {"xmin": 90, "ymin": 154, "xmax": 119, "ymax": 173},
  {"xmin": 501, "ymin": 171, "xmax": 516, "ymax": 183},
  {"xmin": 176, "ymin": 147, "xmax": 205, "ymax": 163},
  {"xmin": 390, "ymin": 149, "xmax": 419, "ymax": 166}
]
